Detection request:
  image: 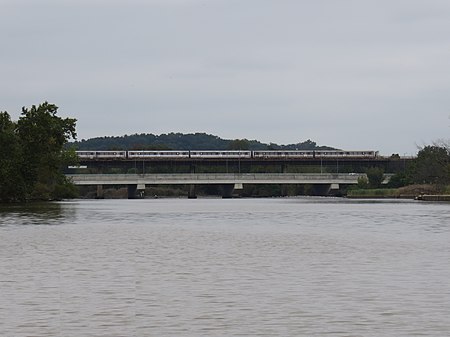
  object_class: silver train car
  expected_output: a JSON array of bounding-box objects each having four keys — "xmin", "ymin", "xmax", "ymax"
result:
[
  {"xmin": 252, "ymin": 150, "xmax": 378, "ymax": 159},
  {"xmin": 76, "ymin": 151, "xmax": 127, "ymax": 159},
  {"xmin": 128, "ymin": 151, "xmax": 190, "ymax": 159},
  {"xmin": 190, "ymin": 151, "xmax": 252, "ymax": 158},
  {"xmin": 76, "ymin": 150, "xmax": 378, "ymax": 160}
]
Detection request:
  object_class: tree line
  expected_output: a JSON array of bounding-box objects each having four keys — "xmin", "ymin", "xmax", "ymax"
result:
[
  {"xmin": 0, "ymin": 102, "xmax": 77, "ymax": 202},
  {"xmin": 393, "ymin": 143, "xmax": 450, "ymax": 187},
  {"xmin": 70, "ymin": 133, "xmax": 336, "ymax": 151},
  {"xmin": 357, "ymin": 143, "xmax": 450, "ymax": 190}
]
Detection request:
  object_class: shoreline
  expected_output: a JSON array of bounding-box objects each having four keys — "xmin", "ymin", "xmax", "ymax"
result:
[{"xmin": 415, "ymin": 194, "xmax": 450, "ymax": 202}]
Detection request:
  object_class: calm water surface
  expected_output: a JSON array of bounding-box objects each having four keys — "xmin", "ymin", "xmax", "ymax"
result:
[{"xmin": 1, "ymin": 198, "xmax": 449, "ymax": 336}]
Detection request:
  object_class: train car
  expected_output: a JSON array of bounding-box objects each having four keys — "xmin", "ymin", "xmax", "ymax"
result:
[
  {"xmin": 76, "ymin": 151, "xmax": 127, "ymax": 159},
  {"xmin": 358, "ymin": 151, "xmax": 378, "ymax": 158},
  {"xmin": 128, "ymin": 151, "xmax": 190, "ymax": 159},
  {"xmin": 314, "ymin": 150, "xmax": 378, "ymax": 158},
  {"xmin": 95, "ymin": 151, "xmax": 127, "ymax": 159},
  {"xmin": 253, "ymin": 150, "xmax": 378, "ymax": 159},
  {"xmin": 314, "ymin": 150, "xmax": 343, "ymax": 158},
  {"xmin": 252, "ymin": 150, "xmax": 314, "ymax": 159},
  {"xmin": 190, "ymin": 150, "xmax": 252, "ymax": 159},
  {"xmin": 76, "ymin": 151, "xmax": 98, "ymax": 159},
  {"xmin": 343, "ymin": 151, "xmax": 378, "ymax": 158}
]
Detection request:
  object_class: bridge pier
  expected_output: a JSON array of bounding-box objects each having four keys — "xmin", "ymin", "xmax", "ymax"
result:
[
  {"xmin": 96, "ymin": 185, "xmax": 104, "ymax": 199},
  {"xmin": 188, "ymin": 185, "xmax": 197, "ymax": 199},
  {"xmin": 221, "ymin": 184, "xmax": 235, "ymax": 198},
  {"xmin": 311, "ymin": 184, "xmax": 332, "ymax": 196},
  {"xmin": 221, "ymin": 183, "xmax": 243, "ymax": 198},
  {"xmin": 281, "ymin": 164, "xmax": 288, "ymax": 196},
  {"xmin": 127, "ymin": 184, "xmax": 137, "ymax": 199},
  {"xmin": 127, "ymin": 184, "xmax": 146, "ymax": 199},
  {"xmin": 187, "ymin": 164, "xmax": 197, "ymax": 199}
]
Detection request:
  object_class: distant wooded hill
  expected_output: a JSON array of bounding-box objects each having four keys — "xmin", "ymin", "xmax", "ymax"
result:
[{"xmin": 69, "ymin": 132, "xmax": 337, "ymax": 151}]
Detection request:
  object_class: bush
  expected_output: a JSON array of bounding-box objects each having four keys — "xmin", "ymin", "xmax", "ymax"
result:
[
  {"xmin": 357, "ymin": 176, "xmax": 369, "ymax": 189},
  {"xmin": 366, "ymin": 167, "xmax": 384, "ymax": 188}
]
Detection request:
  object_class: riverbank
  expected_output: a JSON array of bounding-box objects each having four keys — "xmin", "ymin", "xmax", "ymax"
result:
[
  {"xmin": 416, "ymin": 195, "xmax": 450, "ymax": 201},
  {"xmin": 76, "ymin": 184, "xmax": 450, "ymax": 201},
  {"xmin": 347, "ymin": 185, "xmax": 446, "ymax": 201}
]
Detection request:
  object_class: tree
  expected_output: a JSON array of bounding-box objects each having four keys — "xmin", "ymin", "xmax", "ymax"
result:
[
  {"xmin": 386, "ymin": 172, "xmax": 411, "ymax": 188},
  {"xmin": 357, "ymin": 175, "xmax": 369, "ymax": 189},
  {"xmin": 366, "ymin": 167, "xmax": 384, "ymax": 188},
  {"xmin": 0, "ymin": 112, "xmax": 27, "ymax": 201},
  {"xmin": 412, "ymin": 145, "xmax": 450, "ymax": 185},
  {"xmin": 0, "ymin": 102, "xmax": 78, "ymax": 202},
  {"xmin": 227, "ymin": 139, "xmax": 250, "ymax": 150}
]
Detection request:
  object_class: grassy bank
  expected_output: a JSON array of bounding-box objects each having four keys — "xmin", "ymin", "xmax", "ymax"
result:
[
  {"xmin": 347, "ymin": 188, "xmax": 400, "ymax": 198},
  {"xmin": 347, "ymin": 184, "xmax": 446, "ymax": 199}
]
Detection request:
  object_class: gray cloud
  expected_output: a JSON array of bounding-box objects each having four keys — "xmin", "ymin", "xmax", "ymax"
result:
[{"xmin": 1, "ymin": 0, "xmax": 450, "ymax": 154}]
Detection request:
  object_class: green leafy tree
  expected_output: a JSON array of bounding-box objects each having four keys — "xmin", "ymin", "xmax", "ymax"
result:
[
  {"xmin": 366, "ymin": 167, "xmax": 384, "ymax": 188},
  {"xmin": 357, "ymin": 176, "xmax": 369, "ymax": 189},
  {"xmin": 412, "ymin": 145, "xmax": 450, "ymax": 185},
  {"xmin": 16, "ymin": 102, "xmax": 77, "ymax": 199},
  {"xmin": 227, "ymin": 139, "xmax": 250, "ymax": 150},
  {"xmin": 386, "ymin": 172, "xmax": 412, "ymax": 188},
  {"xmin": 0, "ymin": 102, "xmax": 78, "ymax": 202},
  {"xmin": 0, "ymin": 112, "xmax": 27, "ymax": 201}
]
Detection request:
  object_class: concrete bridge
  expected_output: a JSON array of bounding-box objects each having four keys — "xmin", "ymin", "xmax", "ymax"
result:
[
  {"xmin": 68, "ymin": 173, "xmax": 368, "ymax": 185},
  {"xmin": 67, "ymin": 173, "xmax": 386, "ymax": 198}
]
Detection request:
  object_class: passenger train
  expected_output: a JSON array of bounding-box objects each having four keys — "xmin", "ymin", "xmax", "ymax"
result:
[{"xmin": 76, "ymin": 150, "xmax": 379, "ymax": 160}]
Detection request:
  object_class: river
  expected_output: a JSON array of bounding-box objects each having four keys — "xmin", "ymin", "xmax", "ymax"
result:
[{"xmin": 1, "ymin": 198, "xmax": 449, "ymax": 336}]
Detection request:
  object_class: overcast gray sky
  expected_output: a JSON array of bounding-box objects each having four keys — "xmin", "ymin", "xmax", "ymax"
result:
[{"xmin": 1, "ymin": 0, "xmax": 449, "ymax": 155}]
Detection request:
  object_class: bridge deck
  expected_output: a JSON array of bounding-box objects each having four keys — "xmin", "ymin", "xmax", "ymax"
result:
[{"xmin": 67, "ymin": 173, "xmax": 370, "ymax": 185}]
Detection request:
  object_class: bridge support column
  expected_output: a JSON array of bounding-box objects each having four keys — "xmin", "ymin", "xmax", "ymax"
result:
[
  {"xmin": 221, "ymin": 183, "xmax": 243, "ymax": 198},
  {"xmin": 311, "ymin": 184, "xmax": 332, "ymax": 196},
  {"xmin": 188, "ymin": 164, "xmax": 197, "ymax": 198},
  {"xmin": 330, "ymin": 183, "xmax": 339, "ymax": 190},
  {"xmin": 96, "ymin": 185, "xmax": 104, "ymax": 199},
  {"xmin": 127, "ymin": 184, "xmax": 146, "ymax": 199},
  {"xmin": 128, "ymin": 184, "xmax": 137, "ymax": 199},
  {"xmin": 137, "ymin": 183, "xmax": 146, "ymax": 198},
  {"xmin": 221, "ymin": 184, "xmax": 235, "ymax": 198},
  {"xmin": 281, "ymin": 164, "xmax": 288, "ymax": 196},
  {"xmin": 188, "ymin": 185, "xmax": 197, "ymax": 199}
]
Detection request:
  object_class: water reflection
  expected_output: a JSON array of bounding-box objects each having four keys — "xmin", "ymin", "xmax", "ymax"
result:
[{"xmin": 0, "ymin": 202, "xmax": 76, "ymax": 226}]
